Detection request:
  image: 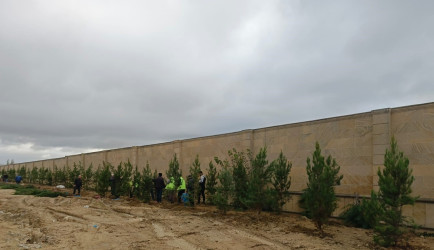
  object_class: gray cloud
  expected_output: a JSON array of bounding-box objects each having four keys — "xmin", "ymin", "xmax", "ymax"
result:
[{"xmin": 1, "ymin": 0, "xmax": 433, "ymax": 163}]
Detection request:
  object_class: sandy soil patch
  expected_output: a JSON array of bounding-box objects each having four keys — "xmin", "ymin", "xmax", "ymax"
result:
[{"xmin": 1, "ymin": 186, "xmax": 433, "ymax": 249}]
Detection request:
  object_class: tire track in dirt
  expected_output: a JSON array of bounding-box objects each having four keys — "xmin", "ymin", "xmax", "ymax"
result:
[{"xmin": 152, "ymin": 222, "xmax": 201, "ymax": 249}]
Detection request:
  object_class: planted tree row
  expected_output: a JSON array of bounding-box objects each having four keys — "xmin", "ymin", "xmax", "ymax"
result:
[{"xmin": 1, "ymin": 139, "xmax": 418, "ymax": 247}]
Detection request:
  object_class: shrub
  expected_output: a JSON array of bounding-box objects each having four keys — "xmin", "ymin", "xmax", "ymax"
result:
[{"xmin": 341, "ymin": 191, "xmax": 381, "ymax": 229}]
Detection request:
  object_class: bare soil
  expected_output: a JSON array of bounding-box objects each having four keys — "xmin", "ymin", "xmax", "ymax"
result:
[{"xmin": 1, "ymin": 186, "xmax": 433, "ymax": 249}]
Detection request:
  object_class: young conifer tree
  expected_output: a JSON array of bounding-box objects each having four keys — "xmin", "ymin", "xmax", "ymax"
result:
[
  {"xmin": 132, "ymin": 165, "xmax": 141, "ymax": 198},
  {"xmin": 120, "ymin": 160, "xmax": 133, "ymax": 196},
  {"xmin": 95, "ymin": 162, "xmax": 111, "ymax": 197},
  {"xmin": 166, "ymin": 154, "xmax": 182, "ymax": 189},
  {"xmin": 84, "ymin": 163, "xmax": 94, "ymax": 190},
  {"xmin": 304, "ymin": 142, "xmax": 343, "ymax": 234},
  {"xmin": 206, "ymin": 160, "xmax": 218, "ymax": 204},
  {"xmin": 188, "ymin": 155, "xmax": 201, "ymax": 206},
  {"xmin": 374, "ymin": 137, "xmax": 417, "ymax": 247},
  {"xmin": 271, "ymin": 151, "xmax": 292, "ymax": 213},
  {"xmin": 228, "ymin": 148, "xmax": 249, "ymax": 210},
  {"xmin": 139, "ymin": 162, "xmax": 153, "ymax": 203},
  {"xmin": 214, "ymin": 166, "xmax": 234, "ymax": 214},
  {"xmin": 244, "ymin": 147, "xmax": 273, "ymax": 213}
]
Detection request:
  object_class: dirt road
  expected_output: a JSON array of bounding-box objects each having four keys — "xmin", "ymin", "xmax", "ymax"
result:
[{"xmin": 1, "ymin": 188, "xmax": 432, "ymax": 249}]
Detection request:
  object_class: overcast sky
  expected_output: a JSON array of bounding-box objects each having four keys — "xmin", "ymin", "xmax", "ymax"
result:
[{"xmin": 0, "ymin": 0, "xmax": 433, "ymax": 164}]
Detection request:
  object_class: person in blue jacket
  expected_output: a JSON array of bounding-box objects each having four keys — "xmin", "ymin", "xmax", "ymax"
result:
[{"xmin": 15, "ymin": 175, "xmax": 22, "ymax": 184}]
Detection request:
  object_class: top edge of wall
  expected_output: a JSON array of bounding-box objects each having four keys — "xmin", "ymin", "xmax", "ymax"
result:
[{"xmin": 5, "ymin": 101, "xmax": 434, "ymax": 166}]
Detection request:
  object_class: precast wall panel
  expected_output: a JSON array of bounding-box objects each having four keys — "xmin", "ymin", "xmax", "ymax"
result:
[
  {"xmin": 391, "ymin": 104, "xmax": 434, "ymax": 200},
  {"xmin": 84, "ymin": 151, "xmax": 105, "ymax": 169},
  {"xmin": 136, "ymin": 142, "xmax": 177, "ymax": 174},
  {"xmin": 253, "ymin": 112, "xmax": 373, "ymax": 196},
  {"xmin": 106, "ymin": 147, "xmax": 134, "ymax": 167}
]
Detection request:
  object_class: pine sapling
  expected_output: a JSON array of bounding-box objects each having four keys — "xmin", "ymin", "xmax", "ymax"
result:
[
  {"xmin": 206, "ymin": 160, "xmax": 218, "ymax": 205},
  {"xmin": 271, "ymin": 151, "xmax": 292, "ymax": 213},
  {"xmin": 303, "ymin": 142, "xmax": 343, "ymax": 234},
  {"xmin": 374, "ymin": 137, "xmax": 418, "ymax": 247}
]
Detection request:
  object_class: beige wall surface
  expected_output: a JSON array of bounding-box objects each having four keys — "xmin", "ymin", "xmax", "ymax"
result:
[
  {"xmin": 3, "ymin": 102, "xmax": 434, "ymax": 228},
  {"xmin": 251, "ymin": 112, "xmax": 373, "ymax": 196},
  {"xmin": 391, "ymin": 104, "xmax": 434, "ymax": 200}
]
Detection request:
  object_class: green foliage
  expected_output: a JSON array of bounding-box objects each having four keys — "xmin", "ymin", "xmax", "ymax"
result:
[
  {"xmin": 214, "ymin": 166, "xmax": 234, "ymax": 214},
  {"xmin": 270, "ymin": 151, "xmax": 292, "ymax": 213},
  {"xmin": 18, "ymin": 166, "xmax": 27, "ymax": 182},
  {"xmin": 374, "ymin": 137, "xmax": 418, "ymax": 247},
  {"xmin": 166, "ymin": 154, "xmax": 182, "ymax": 189},
  {"xmin": 68, "ymin": 163, "xmax": 80, "ymax": 188},
  {"xmin": 188, "ymin": 155, "xmax": 201, "ymax": 206},
  {"xmin": 341, "ymin": 191, "xmax": 381, "ymax": 229},
  {"xmin": 95, "ymin": 162, "xmax": 112, "ymax": 197},
  {"xmin": 83, "ymin": 164, "xmax": 94, "ymax": 190},
  {"xmin": 0, "ymin": 183, "xmax": 66, "ymax": 197},
  {"xmin": 120, "ymin": 160, "xmax": 133, "ymax": 196},
  {"xmin": 303, "ymin": 142, "xmax": 343, "ymax": 233},
  {"xmin": 111, "ymin": 163, "xmax": 124, "ymax": 197},
  {"xmin": 132, "ymin": 166, "xmax": 142, "ymax": 198},
  {"xmin": 38, "ymin": 167, "xmax": 47, "ymax": 185},
  {"xmin": 243, "ymin": 147, "xmax": 273, "ymax": 213},
  {"xmin": 64, "ymin": 165, "xmax": 72, "ymax": 187},
  {"xmin": 206, "ymin": 160, "xmax": 218, "ymax": 205},
  {"xmin": 138, "ymin": 162, "xmax": 153, "ymax": 203},
  {"xmin": 25, "ymin": 168, "xmax": 31, "ymax": 183},
  {"xmin": 228, "ymin": 148, "xmax": 249, "ymax": 210},
  {"xmin": 7, "ymin": 168, "xmax": 16, "ymax": 180},
  {"xmin": 30, "ymin": 167, "xmax": 39, "ymax": 184},
  {"xmin": 46, "ymin": 169, "xmax": 53, "ymax": 186},
  {"xmin": 57, "ymin": 166, "xmax": 68, "ymax": 185}
]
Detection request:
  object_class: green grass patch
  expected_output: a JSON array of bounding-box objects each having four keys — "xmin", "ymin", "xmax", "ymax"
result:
[{"xmin": 0, "ymin": 183, "xmax": 66, "ymax": 197}]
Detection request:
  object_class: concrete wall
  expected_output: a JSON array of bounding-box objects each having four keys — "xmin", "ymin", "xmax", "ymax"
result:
[{"xmin": 3, "ymin": 102, "xmax": 434, "ymax": 228}]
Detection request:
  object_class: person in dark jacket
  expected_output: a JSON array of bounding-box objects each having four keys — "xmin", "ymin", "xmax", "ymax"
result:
[
  {"xmin": 153, "ymin": 173, "xmax": 166, "ymax": 203},
  {"xmin": 198, "ymin": 171, "xmax": 206, "ymax": 204},
  {"xmin": 109, "ymin": 173, "xmax": 120, "ymax": 198},
  {"xmin": 187, "ymin": 175, "xmax": 195, "ymax": 206},
  {"xmin": 73, "ymin": 175, "xmax": 83, "ymax": 196}
]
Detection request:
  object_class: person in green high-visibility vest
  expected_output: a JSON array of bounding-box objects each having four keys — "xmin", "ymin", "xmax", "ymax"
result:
[
  {"xmin": 177, "ymin": 176, "xmax": 186, "ymax": 203},
  {"xmin": 165, "ymin": 177, "xmax": 176, "ymax": 203}
]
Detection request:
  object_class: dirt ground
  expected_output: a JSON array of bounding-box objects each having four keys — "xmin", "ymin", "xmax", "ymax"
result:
[{"xmin": 1, "ymin": 186, "xmax": 433, "ymax": 250}]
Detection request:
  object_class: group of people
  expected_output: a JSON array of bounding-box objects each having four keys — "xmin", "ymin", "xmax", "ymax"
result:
[
  {"xmin": 153, "ymin": 171, "xmax": 206, "ymax": 206},
  {"xmin": 1, "ymin": 174, "xmax": 23, "ymax": 184},
  {"xmin": 69, "ymin": 171, "xmax": 206, "ymax": 204}
]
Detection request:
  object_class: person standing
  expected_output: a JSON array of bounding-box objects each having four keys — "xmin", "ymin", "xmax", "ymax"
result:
[
  {"xmin": 154, "ymin": 173, "xmax": 166, "ymax": 203},
  {"xmin": 73, "ymin": 175, "xmax": 83, "ymax": 196},
  {"xmin": 165, "ymin": 177, "xmax": 176, "ymax": 203},
  {"xmin": 109, "ymin": 173, "xmax": 118, "ymax": 198},
  {"xmin": 177, "ymin": 176, "xmax": 186, "ymax": 203},
  {"xmin": 198, "ymin": 171, "xmax": 206, "ymax": 204}
]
